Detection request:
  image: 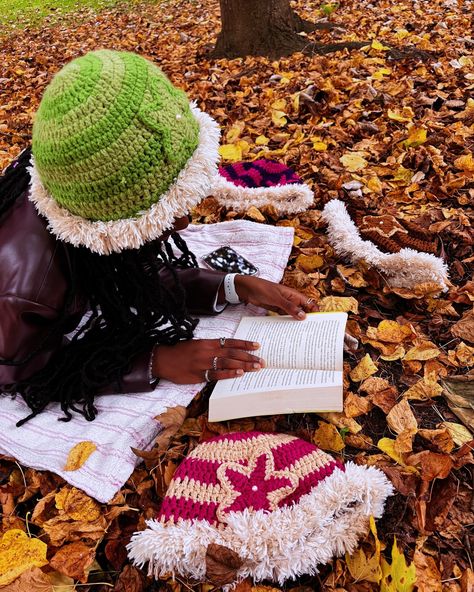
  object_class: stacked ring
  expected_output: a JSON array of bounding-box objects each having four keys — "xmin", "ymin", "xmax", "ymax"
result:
[
  {"xmin": 204, "ymin": 369, "xmax": 211, "ymax": 382},
  {"xmin": 212, "ymin": 356, "xmax": 219, "ymax": 371},
  {"xmin": 219, "ymin": 337, "xmax": 226, "ymax": 348}
]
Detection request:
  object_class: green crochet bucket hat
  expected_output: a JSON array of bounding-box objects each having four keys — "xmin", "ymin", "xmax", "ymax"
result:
[{"xmin": 29, "ymin": 49, "xmax": 220, "ymax": 254}]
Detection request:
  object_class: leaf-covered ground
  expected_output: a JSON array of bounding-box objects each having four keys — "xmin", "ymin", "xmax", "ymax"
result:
[{"xmin": 1, "ymin": 0, "xmax": 473, "ymax": 590}]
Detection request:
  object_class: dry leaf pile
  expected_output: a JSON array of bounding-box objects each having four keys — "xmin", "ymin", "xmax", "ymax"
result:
[{"xmin": 0, "ymin": 0, "xmax": 473, "ymax": 590}]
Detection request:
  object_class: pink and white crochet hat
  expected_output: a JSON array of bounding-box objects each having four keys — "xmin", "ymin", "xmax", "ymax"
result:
[{"xmin": 128, "ymin": 431, "xmax": 393, "ymax": 585}]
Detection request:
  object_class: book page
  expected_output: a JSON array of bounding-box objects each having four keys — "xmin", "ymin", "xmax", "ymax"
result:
[
  {"xmin": 224, "ymin": 367, "xmax": 341, "ymax": 394},
  {"xmin": 233, "ymin": 312, "xmax": 347, "ymax": 371}
]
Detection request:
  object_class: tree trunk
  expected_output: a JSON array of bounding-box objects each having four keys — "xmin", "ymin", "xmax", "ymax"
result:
[{"xmin": 212, "ymin": 0, "xmax": 314, "ymax": 58}]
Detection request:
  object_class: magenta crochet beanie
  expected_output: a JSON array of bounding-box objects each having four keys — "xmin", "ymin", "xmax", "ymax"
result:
[{"xmin": 128, "ymin": 431, "xmax": 392, "ymax": 585}]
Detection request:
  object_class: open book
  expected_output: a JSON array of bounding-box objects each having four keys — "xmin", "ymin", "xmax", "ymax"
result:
[{"xmin": 209, "ymin": 312, "xmax": 347, "ymax": 422}]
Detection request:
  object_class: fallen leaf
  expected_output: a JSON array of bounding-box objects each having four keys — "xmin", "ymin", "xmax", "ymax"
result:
[
  {"xmin": 413, "ymin": 550, "xmax": 441, "ymax": 592},
  {"xmin": 367, "ymin": 320, "xmax": 415, "ymax": 343},
  {"xmin": 205, "ymin": 543, "xmax": 243, "ymax": 587},
  {"xmin": 344, "ymin": 391, "xmax": 373, "ymax": 417},
  {"xmin": 346, "ymin": 546, "xmax": 381, "ymax": 583},
  {"xmin": 377, "ymin": 438, "xmax": 417, "ymax": 472},
  {"xmin": 296, "ymin": 254, "xmax": 324, "ymax": 272},
  {"xmin": 403, "ymin": 377, "xmax": 443, "ymax": 400},
  {"xmin": 387, "ymin": 399, "xmax": 418, "ymax": 434},
  {"xmin": 454, "ymin": 153, "xmax": 474, "ymax": 172},
  {"xmin": 403, "ymin": 127, "xmax": 427, "ymax": 148},
  {"xmin": 318, "ymin": 296, "xmax": 359, "ymax": 313},
  {"xmin": 0, "ymin": 530, "xmax": 48, "ymax": 586},
  {"xmin": 48, "ymin": 571, "xmax": 75, "ymax": 591},
  {"xmin": 1, "ymin": 566, "xmax": 52, "ymax": 592},
  {"xmin": 49, "ymin": 541, "xmax": 95, "ymax": 584},
  {"xmin": 312, "ymin": 421, "xmax": 345, "ymax": 452},
  {"xmin": 418, "ymin": 428, "xmax": 454, "ymax": 453},
  {"xmin": 440, "ymin": 422, "xmax": 473, "ymax": 446},
  {"xmin": 405, "ymin": 451, "xmax": 453, "ymax": 481},
  {"xmin": 381, "ymin": 537, "xmax": 417, "ymax": 592},
  {"xmin": 451, "ymin": 308, "xmax": 474, "ymax": 344},
  {"xmin": 403, "ymin": 342, "xmax": 440, "ymax": 362},
  {"xmin": 350, "ymin": 354, "xmax": 378, "ymax": 382},
  {"xmin": 340, "ymin": 151, "xmax": 368, "ymax": 172},
  {"xmin": 64, "ymin": 441, "xmax": 97, "ymax": 472},
  {"xmin": 55, "ymin": 487, "xmax": 101, "ymax": 522}
]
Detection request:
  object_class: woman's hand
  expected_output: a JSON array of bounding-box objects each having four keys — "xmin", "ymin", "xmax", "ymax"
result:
[
  {"xmin": 152, "ymin": 339, "xmax": 264, "ymax": 384},
  {"xmin": 234, "ymin": 275, "xmax": 318, "ymax": 319}
]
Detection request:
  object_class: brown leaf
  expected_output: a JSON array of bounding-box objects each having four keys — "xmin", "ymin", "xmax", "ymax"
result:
[
  {"xmin": 418, "ymin": 428, "xmax": 455, "ymax": 453},
  {"xmin": 312, "ymin": 421, "xmax": 345, "ymax": 452},
  {"xmin": 413, "ymin": 550, "xmax": 442, "ymax": 592},
  {"xmin": 451, "ymin": 308, "xmax": 474, "ymax": 344},
  {"xmin": 360, "ymin": 377, "xmax": 398, "ymax": 413},
  {"xmin": 1, "ymin": 566, "xmax": 52, "ymax": 592},
  {"xmin": 387, "ymin": 399, "xmax": 418, "ymax": 434},
  {"xmin": 405, "ymin": 451, "xmax": 453, "ymax": 482},
  {"xmin": 381, "ymin": 466, "xmax": 419, "ymax": 496},
  {"xmin": 113, "ymin": 564, "xmax": 146, "ymax": 592},
  {"xmin": 55, "ymin": 486, "xmax": 101, "ymax": 522},
  {"xmin": 205, "ymin": 543, "xmax": 243, "ymax": 587},
  {"xmin": 49, "ymin": 541, "xmax": 95, "ymax": 583},
  {"xmin": 344, "ymin": 391, "xmax": 373, "ymax": 417}
]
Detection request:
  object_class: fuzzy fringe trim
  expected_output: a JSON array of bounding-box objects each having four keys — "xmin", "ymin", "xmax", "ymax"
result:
[
  {"xmin": 211, "ymin": 174, "xmax": 314, "ymax": 215},
  {"xmin": 127, "ymin": 462, "xmax": 393, "ymax": 586},
  {"xmin": 321, "ymin": 199, "xmax": 449, "ymax": 290},
  {"xmin": 28, "ymin": 104, "xmax": 221, "ymax": 255}
]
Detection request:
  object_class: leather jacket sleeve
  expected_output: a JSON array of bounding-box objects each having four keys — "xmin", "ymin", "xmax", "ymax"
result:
[{"xmin": 0, "ymin": 193, "xmax": 226, "ymax": 392}]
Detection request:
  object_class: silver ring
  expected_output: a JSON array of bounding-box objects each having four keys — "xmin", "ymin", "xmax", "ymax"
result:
[
  {"xmin": 219, "ymin": 337, "xmax": 226, "ymax": 348},
  {"xmin": 305, "ymin": 297, "xmax": 315, "ymax": 307},
  {"xmin": 212, "ymin": 356, "xmax": 219, "ymax": 371},
  {"xmin": 204, "ymin": 369, "xmax": 211, "ymax": 382}
]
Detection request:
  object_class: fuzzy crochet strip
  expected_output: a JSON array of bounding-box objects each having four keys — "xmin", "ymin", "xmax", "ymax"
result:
[{"xmin": 321, "ymin": 199, "xmax": 449, "ymax": 290}]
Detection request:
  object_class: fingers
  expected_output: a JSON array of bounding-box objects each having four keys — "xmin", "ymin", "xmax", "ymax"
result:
[
  {"xmin": 278, "ymin": 288, "xmax": 319, "ymax": 319},
  {"xmin": 212, "ymin": 338, "xmax": 260, "ymax": 351},
  {"xmin": 216, "ymin": 357, "xmax": 264, "ymax": 372},
  {"xmin": 207, "ymin": 368, "xmax": 245, "ymax": 381}
]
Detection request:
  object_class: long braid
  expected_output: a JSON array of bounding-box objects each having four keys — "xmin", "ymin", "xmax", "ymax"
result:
[{"xmin": 1, "ymin": 151, "xmax": 201, "ymax": 426}]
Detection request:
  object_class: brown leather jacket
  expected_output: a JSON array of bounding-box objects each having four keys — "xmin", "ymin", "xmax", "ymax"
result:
[{"xmin": 0, "ymin": 191, "xmax": 226, "ymax": 393}]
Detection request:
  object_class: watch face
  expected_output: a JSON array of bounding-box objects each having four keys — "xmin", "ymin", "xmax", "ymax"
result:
[{"xmin": 203, "ymin": 247, "xmax": 259, "ymax": 275}]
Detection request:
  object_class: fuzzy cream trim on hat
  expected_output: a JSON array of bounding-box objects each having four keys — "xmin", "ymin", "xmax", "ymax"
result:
[
  {"xmin": 211, "ymin": 174, "xmax": 314, "ymax": 215},
  {"xmin": 28, "ymin": 104, "xmax": 220, "ymax": 255},
  {"xmin": 322, "ymin": 199, "xmax": 449, "ymax": 290},
  {"xmin": 127, "ymin": 462, "xmax": 393, "ymax": 586}
]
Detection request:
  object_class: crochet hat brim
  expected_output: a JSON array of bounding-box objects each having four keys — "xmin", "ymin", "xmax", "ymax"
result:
[
  {"xmin": 28, "ymin": 104, "xmax": 220, "ymax": 255},
  {"xmin": 322, "ymin": 199, "xmax": 449, "ymax": 290},
  {"xmin": 211, "ymin": 174, "xmax": 314, "ymax": 215},
  {"xmin": 127, "ymin": 462, "xmax": 393, "ymax": 586}
]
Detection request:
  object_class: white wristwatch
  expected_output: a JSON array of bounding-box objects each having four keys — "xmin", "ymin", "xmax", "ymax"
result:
[{"xmin": 223, "ymin": 274, "xmax": 242, "ymax": 304}]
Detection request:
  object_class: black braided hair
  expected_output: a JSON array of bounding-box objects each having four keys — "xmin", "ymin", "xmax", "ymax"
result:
[{"xmin": 0, "ymin": 149, "xmax": 200, "ymax": 426}]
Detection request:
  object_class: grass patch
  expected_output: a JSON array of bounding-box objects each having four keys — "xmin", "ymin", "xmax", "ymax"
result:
[{"xmin": 0, "ymin": 0, "xmax": 125, "ymax": 30}]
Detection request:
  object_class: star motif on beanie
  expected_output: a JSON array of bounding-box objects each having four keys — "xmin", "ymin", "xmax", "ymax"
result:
[{"xmin": 216, "ymin": 451, "xmax": 298, "ymax": 519}]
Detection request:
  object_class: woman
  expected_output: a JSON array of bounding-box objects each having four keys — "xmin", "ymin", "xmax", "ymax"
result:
[{"xmin": 0, "ymin": 50, "xmax": 316, "ymax": 426}]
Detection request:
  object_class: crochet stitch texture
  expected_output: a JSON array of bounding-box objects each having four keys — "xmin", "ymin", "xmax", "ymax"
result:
[
  {"xmin": 32, "ymin": 50, "xmax": 200, "ymax": 221},
  {"xmin": 128, "ymin": 431, "xmax": 393, "ymax": 585}
]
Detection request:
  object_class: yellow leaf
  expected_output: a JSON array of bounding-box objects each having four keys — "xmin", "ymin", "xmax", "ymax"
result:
[
  {"xmin": 403, "ymin": 378, "xmax": 443, "ymax": 400},
  {"xmin": 319, "ymin": 296, "xmax": 359, "ymax": 314},
  {"xmin": 346, "ymin": 548, "xmax": 382, "ymax": 583},
  {"xmin": 381, "ymin": 537, "xmax": 417, "ymax": 592},
  {"xmin": 388, "ymin": 107, "xmax": 414, "ymax": 122},
  {"xmin": 245, "ymin": 205, "xmax": 266, "ymax": 222},
  {"xmin": 226, "ymin": 121, "xmax": 245, "ymax": 143},
  {"xmin": 454, "ymin": 153, "xmax": 474, "ymax": 172},
  {"xmin": 340, "ymin": 152, "xmax": 368, "ymax": 172},
  {"xmin": 350, "ymin": 354, "xmax": 378, "ymax": 382},
  {"xmin": 219, "ymin": 144, "xmax": 242, "ymax": 161},
  {"xmin": 367, "ymin": 176, "xmax": 383, "ymax": 193},
  {"xmin": 255, "ymin": 135, "xmax": 269, "ymax": 146},
  {"xmin": 404, "ymin": 342, "xmax": 440, "ymax": 361},
  {"xmin": 312, "ymin": 421, "xmax": 345, "ymax": 452},
  {"xmin": 0, "ymin": 529, "xmax": 48, "ymax": 586},
  {"xmin": 371, "ymin": 39, "xmax": 390, "ymax": 51},
  {"xmin": 393, "ymin": 165, "xmax": 414, "ymax": 183},
  {"xmin": 371, "ymin": 320, "xmax": 415, "ymax": 344},
  {"xmin": 296, "ymin": 254, "xmax": 324, "ymax": 272},
  {"xmin": 372, "ymin": 68, "xmax": 392, "ymax": 80},
  {"xmin": 55, "ymin": 487, "xmax": 101, "ymax": 522},
  {"xmin": 377, "ymin": 438, "xmax": 417, "ymax": 473},
  {"xmin": 403, "ymin": 127, "xmax": 427, "ymax": 148},
  {"xmin": 380, "ymin": 345, "xmax": 406, "ymax": 361},
  {"xmin": 271, "ymin": 99, "xmax": 287, "ymax": 127},
  {"xmin": 312, "ymin": 140, "xmax": 328, "ymax": 151},
  {"xmin": 440, "ymin": 422, "xmax": 473, "ymax": 446},
  {"xmin": 64, "ymin": 441, "xmax": 97, "ymax": 472},
  {"xmin": 395, "ymin": 29, "xmax": 410, "ymax": 39}
]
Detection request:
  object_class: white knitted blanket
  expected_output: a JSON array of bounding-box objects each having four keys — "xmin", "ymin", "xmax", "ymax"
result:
[{"xmin": 0, "ymin": 220, "xmax": 294, "ymax": 503}]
